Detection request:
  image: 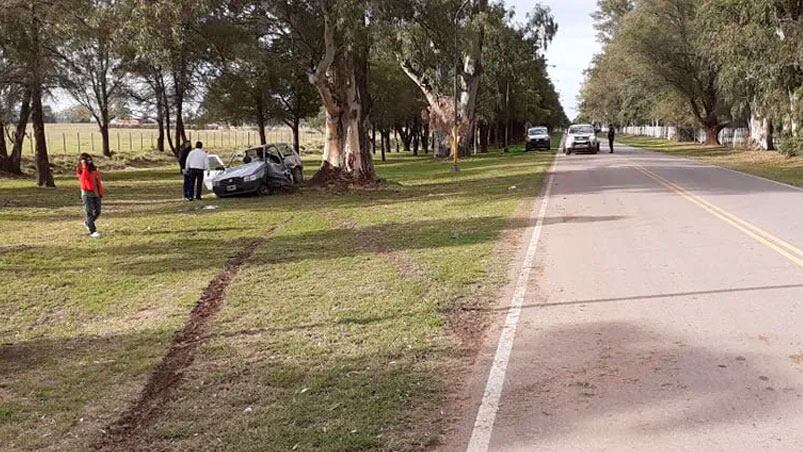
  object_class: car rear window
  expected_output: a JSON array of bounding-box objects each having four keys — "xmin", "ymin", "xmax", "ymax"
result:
[
  {"xmin": 569, "ymin": 126, "xmax": 594, "ymax": 134},
  {"xmin": 529, "ymin": 128, "xmax": 547, "ymax": 135}
]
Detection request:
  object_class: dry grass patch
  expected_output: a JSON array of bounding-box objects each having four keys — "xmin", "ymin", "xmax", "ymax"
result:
[{"xmin": 618, "ymin": 135, "xmax": 802, "ymax": 187}]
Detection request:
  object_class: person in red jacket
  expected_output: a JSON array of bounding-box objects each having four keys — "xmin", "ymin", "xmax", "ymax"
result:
[{"xmin": 76, "ymin": 153, "xmax": 104, "ymax": 237}]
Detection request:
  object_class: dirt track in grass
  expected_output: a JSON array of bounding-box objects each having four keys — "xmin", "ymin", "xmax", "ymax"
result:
[{"xmin": 95, "ymin": 226, "xmax": 280, "ymax": 451}]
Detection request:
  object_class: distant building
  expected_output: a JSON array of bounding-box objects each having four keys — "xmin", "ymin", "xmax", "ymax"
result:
[{"xmin": 110, "ymin": 118, "xmax": 144, "ymax": 127}]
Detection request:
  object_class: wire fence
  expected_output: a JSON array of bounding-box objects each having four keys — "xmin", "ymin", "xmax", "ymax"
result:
[
  {"xmin": 622, "ymin": 125, "xmax": 749, "ymax": 148},
  {"xmin": 2, "ymin": 126, "xmax": 325, "ymax": 157}
]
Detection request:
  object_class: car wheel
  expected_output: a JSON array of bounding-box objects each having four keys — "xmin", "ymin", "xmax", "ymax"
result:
[
  {"xmin": 292, "ymin": 167, "xmax": 303, "ymax": 184},
  {"xmin": 257, "ymin": 183, "xmax": 272, "ymax": 196}
]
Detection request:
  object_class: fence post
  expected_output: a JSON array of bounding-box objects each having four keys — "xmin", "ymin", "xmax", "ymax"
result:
[
  {"xmin": 129, "ymin": 132, "xmax": 132, "ymax": 150},
  {"xmin": 91, "ymin": 132, "xmax": 95, "ymax": 153},
  {"xmin": 234, "ymin": 131, "xmax": 237, "ymax": 147},
  {"xmin": 30, "ymin": 137, "xmax": 34, "ymax": 154},
  {"xmin": 63, "ymin": 133, "xmax": 67, "ymax": 153},
  {"xmin": 117, "ymin": 132, "xmax": 120, "ymax": 150},
  {"xmin": 140, "ymin": 133, "xmax": 144, "ymax": 150},
  {"xmin": 77, "ymin": 132, "xmax": 81, "ymax": 153}
]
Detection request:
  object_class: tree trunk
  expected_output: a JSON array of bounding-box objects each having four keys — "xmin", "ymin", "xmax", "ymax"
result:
[
  {"xmin": 380, "ymin": 129, "xmax": 388, "ymax": 162},
  {"xmin": 480, "ymin": 122, "xmax": 489, "ymax": 153},
  {"xmin": 256, "ymin": 94, "xmax": 267, "ymax": 145},
  {"xmin": 162, "ymin": 87, "xmax": 175, "ymax": 155},
  {"xmin": 291, "ymin": 117, "xmax": 301, "ymax": 155},
  {"xmin": 308, "ymin": 11, "xmax": 375, "ymax": 185},
  {"xmin": 412, "ymin": 117, "xmax": 420, "ymax": 156},
  {"xmin": 0, "ymin": 119, "xmax": 7, "ymax": 164},
  {"xmin": 30, "ymin": 83, "xmax": 54, "ymax": 187},
  {"xmin": 99, "ymin": 122, "xmax": 110, "ymax": 157},
  {"xmin": 4, "ymin": 89, "xmax": 31, "ymax": 174},
  {"xmin": 371, "ymin": 124, "xmax": 376, "ymax": 155},
  {"xmin": 748, "ymin": 109, "xmax": 775, "ymax": 151},
  {"xmin": 704, "ymin": 124, "xmax": 725, "ymax": 146},
  {"xmin": 420, "ymin": 121, "xmax": 430, "ymax": 154}
]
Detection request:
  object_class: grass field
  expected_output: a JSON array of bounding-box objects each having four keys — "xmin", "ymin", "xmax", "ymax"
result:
[
  {"xmin": 0, "ymin": 146, "xmax": 554, "ymax": 451},
  {"xmin": 618, "ymin": 134, "xmax": 803, "ymax": 187}
]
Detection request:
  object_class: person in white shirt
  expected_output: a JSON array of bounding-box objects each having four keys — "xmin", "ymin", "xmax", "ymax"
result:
[{"xmin": 186, "ymin": 141, "xmax": 208, "ymax": 200}]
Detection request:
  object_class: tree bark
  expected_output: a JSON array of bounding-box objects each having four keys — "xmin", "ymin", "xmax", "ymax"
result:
[
  {"xmin": 99, "ymin": 122, "xmax": 111, "ymax": 157},
  {"xmin": 480, "ymin": 121, "xmax": 489, "ymax": 153},
  {"xmin": 154, "ymin": 79, "xmax": 166, "ymax": 152},
  {"xmin": 291, "ymin": 117, "xmax": 301, "ymax": 155},
  {"xmin": 256, "ymin": 93, "xmax": 267, "ymax": 145},
  {"xmin": 380, "ymin": 129, "xmax": 388, "ymax": 161},
  {"xmin": 704, "ymin": 124, "xmax": 725, "ymax": 146},
  {"xmin": 30, "ymin": 83, "xmax": 54, "ymax": 187},
  {"xmin": 0, "ymin": 119, "xmax": 7, "ymax": 164},
  {"xmin": 4, "ymin": 89, "xmax": 31, "ymax": 174}
]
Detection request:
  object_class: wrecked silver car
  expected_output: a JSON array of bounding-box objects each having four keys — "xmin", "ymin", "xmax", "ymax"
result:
[{"xmin": 211, "ymin": 144, "xmax": 302, "ymax": 197}]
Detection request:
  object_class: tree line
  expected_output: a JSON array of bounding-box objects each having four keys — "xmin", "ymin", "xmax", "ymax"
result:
[
  {"xmin": 0, "ymin": 0, "xmax": 567, "ymax": 187},
  {"xmin": 579, "ymin": 0, "xmax": 802, "ymax": 155}
]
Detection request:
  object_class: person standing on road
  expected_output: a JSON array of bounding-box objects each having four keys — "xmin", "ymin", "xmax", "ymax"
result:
[
  {"xmin": 608, "ymin": 124, "xmax": 616, "ymax": 154},
  {"xmin": 76, "ymin": 153, "xmax": 104, "ymax": 238},
  {"xmin": 185, "ymin": 141, "xmax": 208, "ymax": 201},
  {"xmin": 178, "ymin": 141, "xmax": 193, "ymax": 201}
]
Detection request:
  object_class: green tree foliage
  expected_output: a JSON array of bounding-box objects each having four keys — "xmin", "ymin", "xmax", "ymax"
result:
[
  {"xmin": 55, "ymin": 0, "xmax": 129, "ymax": 157},
  {"xmin": 698, "ymin": 0, "xmax": 802, "ymax": 153}
]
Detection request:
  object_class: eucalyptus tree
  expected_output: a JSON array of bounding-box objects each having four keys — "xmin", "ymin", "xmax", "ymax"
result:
[
  {"xmin": 482, "ymin": 4, "xmax": 558, "ymax": 150},
  {"xmin": 386, "ymin": 0, "xmax": 491, "ymax": 157},
  {"xmin": 699, "ymin": 0, "xmax": 802, "ymax": 152},
  {"xmin": 264, "ymin": 0, "xmax": 375, "ymax": 184},
  {"xmin": 619, "ymin": 0, "xmax": 731, "ymax": 145}
]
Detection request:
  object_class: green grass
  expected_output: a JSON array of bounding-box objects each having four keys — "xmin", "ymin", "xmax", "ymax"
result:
[
  {"xmin": 0, "ymin": 146, "xmax": 553, "ymax": 451},
  {"xmin": 618, "ymin": 134, "xmax": 803, "ymax": 187}
]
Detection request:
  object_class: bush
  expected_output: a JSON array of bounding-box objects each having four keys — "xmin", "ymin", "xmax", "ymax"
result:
[{"xmin": 777, "ymin": 134, "xmax": 802, "ymax": 157}]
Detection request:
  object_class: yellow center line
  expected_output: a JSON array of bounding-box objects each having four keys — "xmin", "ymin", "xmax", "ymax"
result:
[{"xmin": 629, "ymin": 162, "xmax": 803, "ymax": 268}]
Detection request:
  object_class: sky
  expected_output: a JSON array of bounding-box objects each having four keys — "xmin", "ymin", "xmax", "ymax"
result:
[{"xmin": 510, "ymin": 0, "xmax": 601, "ymax": 120}]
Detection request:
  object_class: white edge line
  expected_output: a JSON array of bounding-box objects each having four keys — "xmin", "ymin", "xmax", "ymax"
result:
[
  {"xmin": 465, "ymin": 153, "xmax": 558, "ymax": 452},
  {"xmin": 619, "ymin": 141, "xmax": 803, "ymax": 192}
]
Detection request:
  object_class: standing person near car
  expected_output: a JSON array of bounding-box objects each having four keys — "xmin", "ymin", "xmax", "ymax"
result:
[
  {"xmin": 608, "ymin": 124, "xmax": 616, "ymax": 153},
  {"xmin": 178, "ymin": 140, "xmax": 193, "ymax": 201},
  {"xmin": 185, "ymin": 141, "xmax": 208, "ymax": 200},
  {"xmin": 76, "ymin": 153, "xmax": 104, "ymax": 238}
]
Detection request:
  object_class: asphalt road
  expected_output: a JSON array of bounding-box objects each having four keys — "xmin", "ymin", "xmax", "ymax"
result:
[{"xmin": 448, "ymin": 143, "xmax": 803, "ymax": 451}]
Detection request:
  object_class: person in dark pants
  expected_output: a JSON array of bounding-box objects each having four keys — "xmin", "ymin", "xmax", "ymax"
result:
[
  {"xmin": 178, "ymin": 141, "xmax": 193, "ymax": 201},
  {"xmin": 185, "ymin": 141, "xmax": 208, "ymax": 200},
  {"xmin": 608, "ymin": 124, "xmax": 616, "ymax": 153},
  {"xmin": 75, "ymin": 153, "xmax": 104, "ymax": 238}
]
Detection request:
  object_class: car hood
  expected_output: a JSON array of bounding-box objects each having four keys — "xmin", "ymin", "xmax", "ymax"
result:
[
  {"xmin": 568, "ymin": 134, "xmax": 593, "ymax": 140},
  {"xmin": 216, "ymin": 161, "xmax": 265, "ymax": 179},
  {"xmin": 529, "ymin": 134, "xmax": 550, "ymax": 140}
]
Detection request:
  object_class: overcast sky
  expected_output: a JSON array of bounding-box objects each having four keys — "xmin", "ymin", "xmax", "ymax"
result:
[{"xmin": 510, "ymin": 0, "xmax": 601, "ymax": 120}]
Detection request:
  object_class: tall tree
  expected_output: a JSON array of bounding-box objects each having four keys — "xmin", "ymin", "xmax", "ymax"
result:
[
  {"xmin": 2, "ymin": 0, "xmax": 57, "ymax": 186},
  {"xmin": 620, "ymin": 0, "xmax": 731, "ymax": 145},
  {"xmin": 266, "ymin": 0, "xmax": 376, "ymax": 184},
  {"xmin": 55, "ymin": 0, "xmax": 128, "ymax": 157},
  {"xmin": 699, "ymin": 0, "xmax": 803, "ymax": 152}
]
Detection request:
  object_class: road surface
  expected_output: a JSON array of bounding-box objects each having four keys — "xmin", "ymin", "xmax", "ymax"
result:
[{"xmin": 448, "ymin": 143, "xmax": 803, "ymax": 451}]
